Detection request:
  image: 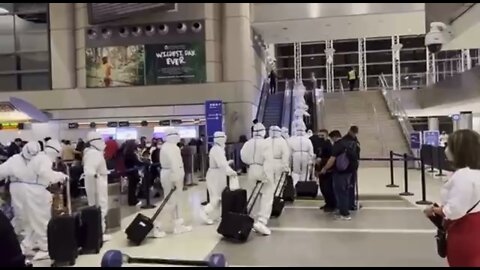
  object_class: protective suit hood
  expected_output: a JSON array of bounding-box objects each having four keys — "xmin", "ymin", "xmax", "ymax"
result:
[
  {"xmin": 213, "ymin": 131, "xmax": 227, "ymax": 148},
  {"xmin": 22, "ymin": 141, "xmax": 41, "ymax": 161},
  {"xmin": 269, "ymin": 126, "xmax": 281, "ymax": 138},
  {"xmin": 281, "ymin": 127, "xmax": 290, "ymax": 139},
  {"xmin": 87, "ymin": 131, "xmax": 106, "ymax": 152},
  {"xmin": 164, "ymin": 128, "xmax": 181, "ymax": 144},
  {"xmin": 253, "ymin": 123, "xmax": 266, "ymax": 138},
  {"xmin": 45, "ymin": 139, "xmax": 62, "ymax": 162}
]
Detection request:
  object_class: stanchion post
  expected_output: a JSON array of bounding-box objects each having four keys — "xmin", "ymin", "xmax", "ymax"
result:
[
  {"xmin": 399, "ymin": 153, "xmax": 414, "ymax": 196},
  {"xmin": 435, "ymin": 147, "xmax": 446, "ymax": 177},
  {"xmin": 416, "ymin": 154, "xmax": 433, "ymax": 205},
  {"xmin": 198, "ymin": 152, "xmax": 206, "ymax": 182},
  {"xmin": 386, "ymin": 150, "xmax": 399, "ymax": 188},
  {"xmin": 428, "ymin": 147, "xmax": 435, "ymax": 173},
  {"xmin": 141, "ymin": 164, "xmax": 156, "ymax": 209}
]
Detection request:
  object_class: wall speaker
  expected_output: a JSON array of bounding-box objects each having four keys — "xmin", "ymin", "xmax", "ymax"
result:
[
  {"xmin": 176, "ymin": 22, "xmax": 187, "ymax": 34},
  {"xmin": 191, "ymin": 22, "xmax": 202, "ymax": 33},
  {"xmin": 158, "ymin": 24, "xmax": 169, "ymax": 35},
  {"xmin": 118, "ymin": 27, "xmax": 130, "ymax": 38}
]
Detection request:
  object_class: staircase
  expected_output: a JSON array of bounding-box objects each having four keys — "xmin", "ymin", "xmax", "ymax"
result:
[
  {"xmin": 323, "ymin": 91, "xmax": 410, "ymax": 166},
  {"xmin": 262, "ymin": 92, "xmax": 285, "ymax": 131}
]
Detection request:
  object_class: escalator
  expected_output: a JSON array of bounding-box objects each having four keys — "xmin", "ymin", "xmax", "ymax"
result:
[{"xmin": 262, "ymin": 92, "xmax": 285, "ymax": 131}]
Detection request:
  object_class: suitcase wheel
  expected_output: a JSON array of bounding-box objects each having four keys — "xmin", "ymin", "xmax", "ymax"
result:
[{"xmin": 70, "ymin": 260, "xmax": 76, "ymax": 266}]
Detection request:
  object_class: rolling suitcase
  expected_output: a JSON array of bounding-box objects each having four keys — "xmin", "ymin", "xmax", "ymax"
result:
[
  {"xmin": 217, "ymin": 181, "xmax": 263, "ymax": 243},
  {"xmin": 221, "ymin": 176, "xmax": 247, "ymax": 218},
  {"xmin": 271, "ymin": 172, "xmax": 287, "ymax": 218},
  {"xmin": 125, "ymin": 187, "xmax": 175, "ymax": 246},
  {"xmin": 77, "ymin": 205, "xmax": 103, "ymax": 254},
  {"xmin": 48, "ymin": 175, "xmax": 79, "ymax": 267},
  {"xmin": 282, "ymin": 174, "xmax": 295, "ymax": 202},
  {"xmin": 295, "ymin": 164, "xmax": 318, "ymax": 198}
]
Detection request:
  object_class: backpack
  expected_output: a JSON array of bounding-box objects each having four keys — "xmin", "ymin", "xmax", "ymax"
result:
[{"xmin": 335, "ymin": 140, "xmax": 357, "ymax": 172}]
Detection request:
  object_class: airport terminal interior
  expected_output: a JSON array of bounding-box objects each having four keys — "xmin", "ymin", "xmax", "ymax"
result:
[{"xmin": 1, "ymin": 2, "xmax": 480, "ymax": 267}]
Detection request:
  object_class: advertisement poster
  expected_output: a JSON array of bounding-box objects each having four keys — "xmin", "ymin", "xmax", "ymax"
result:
[
  {"xmin": 145, "ymin": 42, "xmax": 206, "ymax": 85},
  {"xmin": 423, "ymin": 130, "xmax": 440, "ymax": 147},
  {"xmin": 410, "ymin": 131, "xmax": 421, "ymax": 150},
  {"xmin": 86, "ymin": 45, "xmax": 145, "ymax": 88}
]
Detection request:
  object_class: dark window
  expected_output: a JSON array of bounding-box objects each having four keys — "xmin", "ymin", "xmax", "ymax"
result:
[
  {"xmin": 366, "ymin": 38, "xmax": 391, "ymax": 51},
  {"xmin": 0, "ymin": 3, "xmax": 50, "ymax": 91},
  {"xmin": 334, "ymin": 39, "xmax": 358, "ymax": 53},
  {"xmin": 301, "ymin": 43, "xmax": 325, "ymax": 55},
  {"xmin": 276, "ymin": 44, "xmax": 294, "ymax": 57},
  {"xmin": 399, "ymin": 36, "xmax": 425, "ymax": 49},
  {"xmin": 367, "ymin": 51, "xmax": 392, "ymax": 63}
]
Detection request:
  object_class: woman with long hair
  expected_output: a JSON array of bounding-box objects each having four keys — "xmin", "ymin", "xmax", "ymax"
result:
[{"xmin": 424, "ymin": 129, "xmax": 480, "ymax": 267}]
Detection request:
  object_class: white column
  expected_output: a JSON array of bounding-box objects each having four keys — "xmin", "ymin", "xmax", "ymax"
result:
[
  {"xmin": 358, "ymin": 37, "xmax": 367, "ymax": 91},
  {"xmin": 293, "ymin": 42, "xmax": 302, "ymax": 83},
  {"xmin": 324, "ymin": 40, "xmax": 334, "ymax": 93},
  {"xmin": 461, "ymin": 48, "xmax": 472, "ymax": 72},
  {"xmin": 426, "ymin": 48, "xmax": 437, "ymax": 86},
  {"xmin": 391, "ymin": 35, "xmax": 402, "ymax": 91},
  {"xmin": 49, "ymin": 3, "xmax": 76, "ymax": 89}
]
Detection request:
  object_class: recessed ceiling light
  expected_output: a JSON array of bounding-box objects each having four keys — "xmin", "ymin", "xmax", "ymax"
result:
[
  {"xmin": 325, "ymin": 24, "xmax": 331, "ymax": 27},
  {"xmin": 282, "ymin": 27, "xmax": 288, "ymax": 30}
]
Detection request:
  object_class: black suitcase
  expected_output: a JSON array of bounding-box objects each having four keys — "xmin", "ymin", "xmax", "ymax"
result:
[
  {"xmin": 217, "ymin": 181, "xmax": 263, "ymax": 243},
  {"xmin": 221, "ymin": 176, "xmax": 247, "ymax": 218},
  {"xmin": 271, "ymin": 172, "xmax": 287, "ymax": 218},
  {"xmin": 125, "ymin": 187, "xmax": 175, "ymax": 246},
  {"xmin": 295, "ymin": 164, "xmax": 318, "ymax": 198},
  {"xmin": 282, "ymin": 174, "xmax": 295, "ymax": 202},
  {"xmin": 77, "ymin": 205, "xmax": 103, "ymax": 254},
  {"xmin": 48, "ymin": 177, "xmax": 78, "ymax": 267}
]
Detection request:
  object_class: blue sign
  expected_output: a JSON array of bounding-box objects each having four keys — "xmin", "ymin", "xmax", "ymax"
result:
[
  {"xmin": 423, "ymin": 130, "xmax": 440, "ymax": 147},
  {"xmin": 410, "ymin": 131, "xmax": 421, "ymax": 149},
  {"xmin": 452, "ymin": 114, "xmax": 460, "ymax": 121},
  {"xmin": 205, "ymin": 100, "xmax": 223, "ymax": 145}
]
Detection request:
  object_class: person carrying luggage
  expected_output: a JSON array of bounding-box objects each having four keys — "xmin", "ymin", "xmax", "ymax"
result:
[
  {"xmin": 24, "ymin": 139, "xmax": 68, "ymax": 261},
  {"xmin": 240, "ymin": 122, "xmax": 271, "ymax": 235},
  {"xmin": 83, "ymin": 131, "xmax": 112, "ymax": 242},
  {"xmin": 199, "ymin": 131, "xmax": 237, "ymax": 225},
  {"xmin": 158, "ymin": 128, "xmax": 193, "ymax": 235},
  {"xmin": 288, "ymin": 123, "xmax": 315, "ymax": 187}
]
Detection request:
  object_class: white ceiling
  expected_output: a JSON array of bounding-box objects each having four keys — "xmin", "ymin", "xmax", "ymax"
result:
[
  {"xmin": 252, "ymin": 11, "xmax": 426, "ymax": 44},
  {"xmin": 443, "ymin": 3, "xmax": 480, "ymax": 50}
]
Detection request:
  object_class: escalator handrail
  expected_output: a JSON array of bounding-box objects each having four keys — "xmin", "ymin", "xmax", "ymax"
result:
[
  {"xmin": 255, "ymin": 78, "xmax": 269, "ymax": 123},
  {"xmin": 281, "ymin": 80, "xmax": 292, "ymax": 129}
]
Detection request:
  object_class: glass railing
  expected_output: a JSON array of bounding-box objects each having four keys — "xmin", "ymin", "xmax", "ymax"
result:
[
  {"xmin": 281, "ymin": 79, "xmax": 293, "ymax": 130},
  {"xmin": 379, "ymin": 73, "xmax": 414, "ymax": 155},
  {"xmin": 255, "ymin": 78, "xmax": 270, "ymax": 123}
]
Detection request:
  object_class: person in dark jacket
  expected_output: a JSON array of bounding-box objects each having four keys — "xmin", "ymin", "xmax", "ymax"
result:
[
  {"xmin": 123, "ymin": 140, "xmax": 144, "ymax": 206},
  {"xmin": 180, "ymin": 139, "xmax": 193, "ymax": 189},
  {"xmin": 316, "ymin": 129, "xmax": 335, "ymax": 212},
  {"xmin": 0, "ymin": 210, "xmax": 28, "ymax": 267},
  {"xmin": 7, "ymin": 138, "xmax": 22, "ymax": 158},
  {"xmin": 342, "ymin": 125, "xmax": 361, "ymax": 210}
]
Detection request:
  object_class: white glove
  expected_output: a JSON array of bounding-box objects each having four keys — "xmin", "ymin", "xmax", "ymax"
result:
[
  {"xmin": 227, "ymin": 168, "xmax": 237, "ymax": 177},
  {"xmin": 283, "ymin": 165, "xmax": 291, "ymax": 173}
]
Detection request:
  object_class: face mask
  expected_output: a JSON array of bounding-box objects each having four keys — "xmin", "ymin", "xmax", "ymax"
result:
[{"xmin": 445, "ymin": 147, "xmax": 454, "ymax": 161}]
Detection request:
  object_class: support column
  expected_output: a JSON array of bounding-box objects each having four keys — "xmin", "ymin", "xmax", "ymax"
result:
[
  {"xmin": 459, "ymin": 111, "xmax": 473, "ymax": 130},
  {"xmin": 426, "ymin": 48, "xmax": 437, "ymax": 86},
  {"xmin": 293, "ymin": 42, "xmax": 302, "ymax": 83},
  {"xmin": 461, "ymin": 48, "xmax": 472, "ymax": 72},
  {"xmin": 325, "ymin": 40, "xmax": 334, "ymax": 93},
  {"xmin": 428, "ymin": 117, "xmax": 439, "ymax": 131},
  {"xmin": 391, "ymin": 35, "xmax": 402, "ymax": 91},
  {"xmin": 49, "ymin": 3, "xmax": 76, "ymax": 89},
  {"xmin": 358, "ymin": 37, "xmax": 367, "ymax": 91}
]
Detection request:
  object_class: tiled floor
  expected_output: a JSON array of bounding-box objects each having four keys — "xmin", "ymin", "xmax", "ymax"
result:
[{"xmin": 33, "ymin": 167, "xmax": 448, "ymax": 267}]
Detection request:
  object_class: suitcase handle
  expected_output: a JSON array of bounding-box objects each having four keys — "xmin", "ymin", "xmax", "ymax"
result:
[
  {"xmin": 247, "ymin": 181, "xmax": 264, "ymax": 215},
  {"xmin": 150, "ymin": 187, "xmax": 176, "ymax": 221},
  {"xmin": 273, "ymin": 172, "xmax": 287, "ymax": 197}
]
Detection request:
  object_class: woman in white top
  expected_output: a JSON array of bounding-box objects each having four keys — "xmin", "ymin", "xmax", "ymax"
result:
[{"xmin": 424, "ymin": 129, "xmax": 480, "ymax": 267}]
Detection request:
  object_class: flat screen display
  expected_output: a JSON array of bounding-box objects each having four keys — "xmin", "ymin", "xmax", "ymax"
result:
[
  {"xmin": 116, "ymin": 128, "xmax": 138, "ymax": 141},
  {"xmin": 96, "ymin": 127, "xmax": 116, "ymax": 140},
  {"xmin": 153, "ymin": 126, "xmax": 198, "ymax": 140}
]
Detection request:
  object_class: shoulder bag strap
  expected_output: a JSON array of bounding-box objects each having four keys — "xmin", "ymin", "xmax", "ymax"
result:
[{"xmin": 467, "ymin": 199, "xmax": 480, "ymax": 214}]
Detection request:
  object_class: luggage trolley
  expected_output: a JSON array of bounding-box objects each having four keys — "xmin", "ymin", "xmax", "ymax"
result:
[{"xmin": 101, "ymin": 250, "xmax": 227, "ymax": 267}]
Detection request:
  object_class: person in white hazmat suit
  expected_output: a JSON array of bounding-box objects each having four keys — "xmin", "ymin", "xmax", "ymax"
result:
[
  {"xmin": 257, "ymin": 126, "xmax": 290, "ymax": 235},
  {"xmin": 240, "ymin": 122, "xmax": 273, "ymax": 235},
  {"xmin": 199, "ymin": 131, "xmax": 237, "ymax": 225},
  {"xmin": 289, "ymin": 124, "xmax": 315, "ymax": 187},
  {"xmin": 83, "ymin": 131, "xmax": 112, "ymax": 242},
  {"xmin": 0, "ymin": 142, "xmax": 40, "ymax": 243},
  {"xmin": 281, "ymin": 127, "xmax": 290, "ymax": 140},
  {"xmin": 24, "ymin": 139, "xmax": 68, "ymax": 261},
  {"xmin": 158, "ymin": 128, "xmax": 192, "ymax": 235}
]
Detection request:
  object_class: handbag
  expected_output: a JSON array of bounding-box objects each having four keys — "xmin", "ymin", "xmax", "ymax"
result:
[{"xmin": 435, "ymin": 199, "xmax": 480, "ymax": 258}]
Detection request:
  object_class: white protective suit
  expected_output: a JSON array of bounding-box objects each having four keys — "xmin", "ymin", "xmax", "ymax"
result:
[
  {"xmin": 25, "ymin": 139, "xmax": 68, "ymax": 260},
  {"xmin": 159, "ymin": 128, "xmax": 192, "ymax": 234},
  {"xmin": 200, "ymin": 131, "xmax": 237, "ymax": 225},
  {"xmin": 258, "ymin": 126, "xmax": 290, "ymax": 235},
  {"xmin": 83, "ymin": 131, "xmax": 110, "ymax": 241},
  {"xmin": 289, "ymin": 125, "xmax": 315, "ymax": 186},
  {"xmin": 240, "ymin": 123, "xmax": 272, "ymax": 235},
  {"xmin": 1, "ymin": 142, "xmax": 40, "ymax": 239}
]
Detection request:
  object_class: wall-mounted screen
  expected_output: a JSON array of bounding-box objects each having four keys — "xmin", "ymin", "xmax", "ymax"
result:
[
  {"xmin": 153, "ymin": 126, "xmax": 198, "ymax": 140},
  {"xmin": 116, "ymin": 128, "xmax": 138, "ymax": 141},
  {"xmin": 96, "ymin": 127, "xmax": 116, "ymax": 140}
]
